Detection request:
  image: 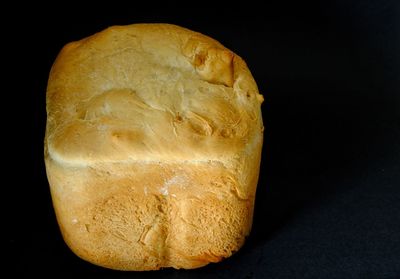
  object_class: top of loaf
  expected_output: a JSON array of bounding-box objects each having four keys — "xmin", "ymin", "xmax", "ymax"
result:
[{"xmin": 46, "ymin": 24, "xmax": 263, "ymax": 166}]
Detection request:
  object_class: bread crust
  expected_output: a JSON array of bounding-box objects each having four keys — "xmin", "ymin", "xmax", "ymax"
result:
[{"xmin": 45, "ymin": 23, "xmax": 263, "ymax": 270}]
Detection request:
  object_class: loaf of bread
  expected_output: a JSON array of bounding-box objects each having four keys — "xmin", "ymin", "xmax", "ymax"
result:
[{"xmin": 45, "ymin": 23, "xmax": 264, "ymax": 270}]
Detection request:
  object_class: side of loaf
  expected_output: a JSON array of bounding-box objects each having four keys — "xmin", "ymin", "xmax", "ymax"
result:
[{"xmin": 45, "ymin": 23, "xmax": 264, "ymax": 270}]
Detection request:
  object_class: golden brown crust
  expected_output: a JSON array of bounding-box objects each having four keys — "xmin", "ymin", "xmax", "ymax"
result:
[{"xmin": 45, "ymin": 23, "xmax": 263, "ymax": 270}]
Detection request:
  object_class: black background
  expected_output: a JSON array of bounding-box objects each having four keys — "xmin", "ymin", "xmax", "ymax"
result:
[{"xmin": 8, "ymin": 1, "xmax": 400, "ymax": 278}]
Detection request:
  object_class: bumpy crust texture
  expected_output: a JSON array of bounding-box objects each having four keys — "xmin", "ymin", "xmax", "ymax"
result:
[{"xmin": 45, "ymin": 23, "xmax": 264, "ymax": 270}]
